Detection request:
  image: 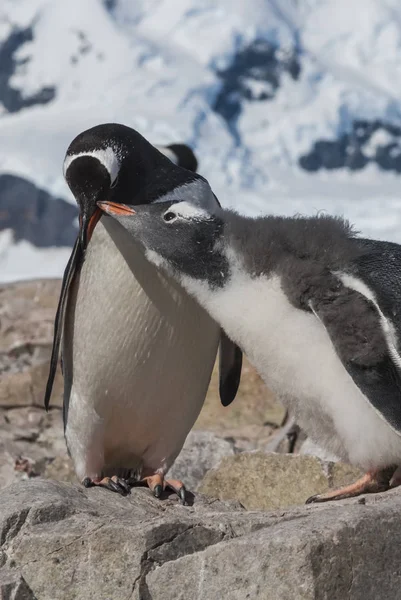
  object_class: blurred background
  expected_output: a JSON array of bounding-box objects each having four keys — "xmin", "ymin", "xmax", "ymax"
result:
[{"xmin": 1, "ymin": 0, "xmax": 401, "ymax": 282}]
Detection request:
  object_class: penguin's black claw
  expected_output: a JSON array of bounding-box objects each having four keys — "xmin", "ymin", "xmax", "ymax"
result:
[
  {"xmin": 136, "ymin": 474, "xmax": 188, "ymax": 504},
  {"xmin": 165, "ymin": 479, "xmax": 187, "ymax": 505},
  {"xmin": 111, "ymin": 476, "xmax": 131, "ymax": 495},
  {"xmin": 178, "ymin": 486, "xmax": 187, "ymax": 506},
  {"xmin": 82, "ymin": 476, "xmax": 131, "ymax": 496},
  {"xmin": 153, "ymin": 484, "xmax": 163, "ymax": 498},
  {"xmin": 107, "ymin": 479, "xmax": 125, "ymax": 495},
  {"xmin": 305, "ymin": 494, "xmax": 318, "ymax": 504}
]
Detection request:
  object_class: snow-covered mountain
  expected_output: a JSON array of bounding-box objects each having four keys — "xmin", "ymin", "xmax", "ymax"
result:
[{"xmin": 2, "ymin": 0, "xmax": 401, "ymax": 282}]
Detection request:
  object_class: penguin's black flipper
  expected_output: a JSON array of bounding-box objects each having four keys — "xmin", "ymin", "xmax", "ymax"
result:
[
  {"xmin": 218, "ymin": 331, "xmax": 243, "ymax": 407},
  {"xmin": 44, "ymin": 236, "xmax": 81, "ymax": 411},
  {"xmin": 211, "ymin": 192, "xmax": 243, "ymax": 406},
  {"xmin": 309, "ymin": 275, "xmax": 401, "ymax": 434}
]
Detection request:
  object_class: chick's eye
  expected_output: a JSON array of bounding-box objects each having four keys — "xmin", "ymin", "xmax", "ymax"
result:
[{"xmin": 163, "ymin": 211, "xmax": 176, "ymax": 222}]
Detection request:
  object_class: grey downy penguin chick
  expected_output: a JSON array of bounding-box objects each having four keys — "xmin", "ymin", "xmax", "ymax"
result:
[
  {"xmin": 98, "ymin": 198, "xmax": 401, "ymax": 503},
  {"xmin": 44, "ymin": 123, "xmax": 242, "ymax": 502}
]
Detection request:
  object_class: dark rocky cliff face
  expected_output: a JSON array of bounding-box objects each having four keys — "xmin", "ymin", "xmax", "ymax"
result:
[
  {"xmin": 0, "ymin": 27, "xmax": 55, "ymax": 114},
  {"xmin": 213, "ymin": 38, "xmax": 300, "ymax": 141},
  {"xmin": 0, "ymin": 174, "xmax": 77, "ymax": 247},
  {"xmin": 212, "ymin": 37, "xmax": 401, "ymax": 175},
  {"xmin": 299, "ymin": 119, "xmax": 401, "ymax": 173}
]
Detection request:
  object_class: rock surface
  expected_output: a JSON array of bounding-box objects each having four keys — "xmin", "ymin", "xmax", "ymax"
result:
[
  {"xmin": 0, "ymin": 569, "xmax": 37, "ymax": 599},
  {"xmin": 214, "ymin": 38, "xmax": 300, "ymax": 136},
  {"xmin": 0, "ymin": 479, "xmax": 400, "ymax": 600},
  {"xmin": 0, "ymin": 174, "xmax": 77, "ymax": 248},
  {"xmin": 168, "ymin": 431, "xmax": 236, "ymax": 491},
  {"xmin": 199, "ymin": 452, "xmax": 363, "ymax": 510},
  {"xmin": 299, "ymin": 119, "xmax": 401, "ymax": 174}
]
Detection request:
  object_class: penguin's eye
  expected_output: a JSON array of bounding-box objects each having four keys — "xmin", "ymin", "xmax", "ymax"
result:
[{"xmin": 163, "ymin": 211, "xmax": 176, "ymax": 223}]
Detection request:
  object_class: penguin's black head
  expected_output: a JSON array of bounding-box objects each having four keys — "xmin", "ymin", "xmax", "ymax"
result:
[
  {"xmin": 64, "ymin": 122, "xmax": 200, "ymax": 251},
  {"xmin": 97, "ymin": 199, "xmax": 229, "ymax": 288},
  {"xmin": 64, "ymin": 152, "xmax": 116, "ymax": 248}
]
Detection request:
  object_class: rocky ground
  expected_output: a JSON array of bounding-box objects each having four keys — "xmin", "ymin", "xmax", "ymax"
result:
[
  {"xmin": 0, "ymin": 279, "xmax": 399, "ymax": 599},
  {"xmin": 3, "ymin": 479, "xmax": 401, "ymax": 600}
]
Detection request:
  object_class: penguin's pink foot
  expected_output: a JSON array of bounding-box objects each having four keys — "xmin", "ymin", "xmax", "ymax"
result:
[
  {"xmin": 133, "ymin": 473, "xmax": 187, "ymax": 505},
  {"xmin": 82, "ymin": 475, "xmax": 131, "ymax": 496},
  {"xmin": 306, "ymin": 467, "xmax": 397, "ymax": 504}
]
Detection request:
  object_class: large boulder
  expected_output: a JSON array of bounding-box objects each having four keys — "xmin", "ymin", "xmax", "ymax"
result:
[
  {"xmin": 199, "ymin": 452, "xmax": 364, "ymax": 510},
  {"xmin": 168, "ymin": 430, "xmax": 236, "ymax": 491},
  {"xmin": 0, "ymin": 479, "xmax": 400, "ymax": 599},
  {"xmin": 0, "ymin": 569, "xmax": 37, "ymax": 599}
]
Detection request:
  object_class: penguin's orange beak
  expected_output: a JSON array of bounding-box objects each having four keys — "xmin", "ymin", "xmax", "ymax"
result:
[{"xmin": 97, "ymin": 201, "xmax": 136, "ymax": 216}]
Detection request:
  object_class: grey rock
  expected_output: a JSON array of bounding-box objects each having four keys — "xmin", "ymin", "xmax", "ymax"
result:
[
  {"xmin": 0, "ymin": 569, "xmax": 37, "ymax": 599},
  {"xmin": 299, "ymin": 119, "xmax": 401, "ymax": 174},
  {"xmin": 0, "ymin": 28, "xmax": 55, "ymax": 114},
  {"xmin": 0, "ymin": 480, "xmax": 264, "ymax": 600},
  {"xmin": 0, "ymin": 479, "xmax": 400, "ymax": 599},
  {"xmin": 214, "ymin": 38, "xmax": 300, "ymax": 132},
  {"xmin": 146, "ymin": 491, "xmax": 401, "ymax": 600},
  {"xmin": 0, "ymin": 174, "xmax": 77, "ymax": 248},
  {"xmin": 199, "ymin": 452, "xmax": 363, "ymax": 510},
  {"xmin": 168, "ymin": 430, "xmax": 236, "ymax": 491}
]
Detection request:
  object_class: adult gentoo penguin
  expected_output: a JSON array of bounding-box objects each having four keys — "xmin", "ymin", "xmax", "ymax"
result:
[
  {"xmin": 98, "ymin": 197, "xmax": 401, "ymax": 502},
  {"xmin": 44, "ymin": 123, "xmax": 242, "ymax": 502}
]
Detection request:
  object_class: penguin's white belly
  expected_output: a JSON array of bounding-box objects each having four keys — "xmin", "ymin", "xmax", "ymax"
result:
[
  {"xmin": 63, "ymin": 219, "xmax": 219, "ymax": 480},
  {"xmin": 207, "ymin": 273, "xmax": 401, "ymax": 470}
]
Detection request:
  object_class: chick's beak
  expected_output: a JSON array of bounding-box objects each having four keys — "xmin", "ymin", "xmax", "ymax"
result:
[{"xmin": 97, "ymin": 201, "xmax": 136, "ymax": 216}]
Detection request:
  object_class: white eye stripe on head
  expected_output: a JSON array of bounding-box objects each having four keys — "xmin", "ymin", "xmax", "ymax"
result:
[
  {"xmin": 164, "ymin": 201, "xmax": 211, "ymax": 221},
  {"xmin": 63, "ymin": 147, "xmax": 120, "ymax": 184}
]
